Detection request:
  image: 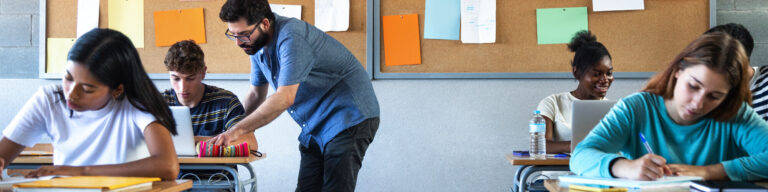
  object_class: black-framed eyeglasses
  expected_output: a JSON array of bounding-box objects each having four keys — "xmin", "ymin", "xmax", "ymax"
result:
[{"xmin": 225, "ymin": 21, "xmax": 261, "ymax": 43}]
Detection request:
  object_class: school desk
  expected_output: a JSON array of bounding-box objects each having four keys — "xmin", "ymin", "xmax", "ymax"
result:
[
  {"xmin": 0, "ymin": 180, "xmax": 192, "ymax": 192},
  {"xmin": 506, "ymin": 153, "xmax": 570, "ymax": 192},
  {"xmin": 9, "ymin": 144, "xmax": 265, "ymax": 192},
  {"xmin": 545, "ymin": 179, "xmax": 768, "ymax": 192}
]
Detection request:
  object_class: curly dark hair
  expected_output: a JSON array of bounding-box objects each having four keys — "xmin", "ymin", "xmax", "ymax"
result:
[
  {"xmin": 219, "ymin": 0, "xmax": 275, "ymax": 26},
  {"xmin": 567, "ymin": 30, "xmax": 612, "ymax": 79},
  {"xmin": 164, "ymin": 40, "xmax": 205, "ymax": 74}
]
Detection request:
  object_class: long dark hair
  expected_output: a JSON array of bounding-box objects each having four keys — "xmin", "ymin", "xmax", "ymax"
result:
[
  {"xmin": 567, "ymin": 30, "xmax": 612, "ymax": 79},
  {"xmin": 643, "ymin": 32, "xmax": 750, "ymax": 121},
  {"xmin": 67, "ymin": 28, "xmax": 177, "ymax": 135}
]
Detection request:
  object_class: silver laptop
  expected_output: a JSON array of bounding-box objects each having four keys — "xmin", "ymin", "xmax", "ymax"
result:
[
  {"xmin": 570, "ymin": 100, "xmax": 617, "ymax": 152},
  {"xmin": 170, "ymin": 106, "xmax": 197, "ymax": 156}
]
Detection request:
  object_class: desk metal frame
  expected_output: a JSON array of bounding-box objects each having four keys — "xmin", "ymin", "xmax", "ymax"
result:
[
  {"xmin": 513, "ymin": 165, "xmax": 568, "ymax": 192},
  {"xmin": 178, "ymin": 164, "xmax": 257, "ymax": 192},
  {"xmin": 506, "ymin": 154, "xmax": 570, "ymax": 192},
  {"xmin": 9, "ymin": 155, "xmax": 263, "ymax": 192}
]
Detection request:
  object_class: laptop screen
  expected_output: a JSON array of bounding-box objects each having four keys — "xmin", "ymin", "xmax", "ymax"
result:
[{"xmin": 570, "ymin": 100, "xmax": 617, "ymax": 152}]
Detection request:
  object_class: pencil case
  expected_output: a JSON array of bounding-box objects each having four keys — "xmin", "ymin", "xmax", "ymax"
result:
[{"xmin": 195, "ymin": 141, "xmax": 250, "ymax": 157}]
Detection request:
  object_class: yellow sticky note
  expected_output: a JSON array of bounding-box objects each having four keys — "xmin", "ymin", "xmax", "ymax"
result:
[
  {"xmin": 109, "ymin": 0, "xmax": 144, "ymax": 48},
  {"xmin": 154, "ymin": 8, "xmax": 206, "ymax": 47},
  {"xmin": 46, "ymin": 38, "xmax": 76, "ymax": 74}
]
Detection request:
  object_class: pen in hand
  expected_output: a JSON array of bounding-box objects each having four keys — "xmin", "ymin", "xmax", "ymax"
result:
[
  {"xmin": 640, "ymin": 133, "xmax": 670, "ymax": 178},
  {"xmin": 639, "ymin": 133, "xmax": 654, "ymax": 154}
]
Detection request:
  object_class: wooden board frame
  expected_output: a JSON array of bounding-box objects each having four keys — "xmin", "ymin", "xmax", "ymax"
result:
[
  {"xmin": 38, "ymin": 0, "xmax": 373, "ymax": 80},
  {"xmin": 372, "ymin": 0, "xmax": 717, "ymax": 79}
]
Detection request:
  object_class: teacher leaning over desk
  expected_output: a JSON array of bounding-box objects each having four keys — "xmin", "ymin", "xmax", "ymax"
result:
[{"xmin": 208, "ymin": 0, "xmax": 380, "ymax": 191}]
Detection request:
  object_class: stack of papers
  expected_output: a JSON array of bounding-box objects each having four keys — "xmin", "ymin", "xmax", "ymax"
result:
[{"xmin": 559, "ymin": 175, "xmax": 702, "ymax": 189}]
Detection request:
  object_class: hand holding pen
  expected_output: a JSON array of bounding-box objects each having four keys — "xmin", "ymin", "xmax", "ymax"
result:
[
  {"xmin": 639, "ymin": 133, "xmax": 671, "ymax": 177},
  {"xmin": 609, "ymin": 133, "xmax": 672, "ymax": 180}
]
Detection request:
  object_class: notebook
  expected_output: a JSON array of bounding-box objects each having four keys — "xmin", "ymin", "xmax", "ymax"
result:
[
  {"xmin": 170, "ymin": 106, "xmax": 197, "ymax": 156},
  {"xmin": 570, "ymin": 100, "xmax": 617, "ymax": 152},
  {"xmin": 559, "ymin": 175, "xmax": 702, "ymax": 189},
  {"xmin": 690, "ymin": 180, "xmax": 768, "ymax": 192},
  {"xmin": 12, "ymin": 176, "xmax": 160, "ymax": 192}
]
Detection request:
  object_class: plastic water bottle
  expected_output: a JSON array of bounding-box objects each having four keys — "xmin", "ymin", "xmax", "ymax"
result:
[{"xmin": 529, "ymin": 110, "xmax": 546, "ymax": 159}]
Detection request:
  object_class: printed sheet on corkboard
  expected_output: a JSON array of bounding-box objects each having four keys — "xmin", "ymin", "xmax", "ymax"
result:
[
  {"xmin": 379, "ymin": 0, "xmax": 709, "ymax": 74},
  {"xmin": 45, "ymin": 0, "xmax": 367, "ymax": 75}
]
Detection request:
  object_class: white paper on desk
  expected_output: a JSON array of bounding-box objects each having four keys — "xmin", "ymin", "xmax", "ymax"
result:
[
  {"xmin": 271, "ymin": 4, "xmax": 302, "ymax": 20},
  {"xmin": 314, "ymin": 0, "xmax": 349, "ymax": 32},
  {"xmin": 0, "ymin": 173, "xmax": 58, "ymax": 185},
  {"xmin": 76, "ymin": 0, "xmax": 100, "ymax": 38},
  {"xmin": 460, "ymin": 0, "xmax": 496, "ymax": 44},
  {"xmin": 559, "ymin": 175, "xmax": 701, "ymax": 188},
  {"xmin": 592, "ymin": 0, "xmax": 644, "ymax": 12}
]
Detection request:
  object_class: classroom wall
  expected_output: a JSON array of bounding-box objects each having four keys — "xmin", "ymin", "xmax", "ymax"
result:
[
  {"xmin": 0, "ymin": 0, "xmax": 38, "ymax": 78},
  {"xmin": 0, "ymin": 0, "xmax": 766, "ymax": 191}
]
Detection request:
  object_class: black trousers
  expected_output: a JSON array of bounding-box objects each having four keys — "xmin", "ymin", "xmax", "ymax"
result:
[{"xmin": 295, "ymin": 117, "xmax": 380, "ymax": 192}]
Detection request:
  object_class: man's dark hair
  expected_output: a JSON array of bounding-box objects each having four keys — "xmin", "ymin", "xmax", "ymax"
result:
[
  {"xmin": 220, "ymin": 0, "xmax": 275, "ymax": 25},
  {"xmin": 705, "ymin": 23, "xmax": 754, "ymax": 58}
]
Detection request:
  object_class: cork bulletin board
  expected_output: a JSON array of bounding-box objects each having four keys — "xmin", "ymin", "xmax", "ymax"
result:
[
  {"xmin": 374, "ymin": 0, "xmax": 715, "ymax": 79},
  {"xmin": 40, "ymin": 0, "xmax": 368, "ymax": 79}
]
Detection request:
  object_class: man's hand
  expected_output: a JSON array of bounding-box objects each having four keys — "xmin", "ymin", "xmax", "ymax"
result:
[
  {"xmin": 26, "ymin": 165, "xmax": 85, "ymax": 178},
  {"xmin": 208, "ymin": 128, "xmax": 242, "ymax": 146}
]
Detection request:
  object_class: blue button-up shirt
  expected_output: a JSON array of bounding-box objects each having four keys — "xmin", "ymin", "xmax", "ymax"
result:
[{"xmin": 249, "ymin": 15, "xmax": 379, "ymax": 152}]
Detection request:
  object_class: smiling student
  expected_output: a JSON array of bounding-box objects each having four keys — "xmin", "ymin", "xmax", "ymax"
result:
[
  {"xmin": 536, "ymin": 31, "xmax": 614, "ymax": 153},
  {"xmin": 0, "ymin": 29, "xmax": 179, "ymax": 180},
  {"xmin": 570, "ymin": 32, "xmax": 768, "ymax": 181}
]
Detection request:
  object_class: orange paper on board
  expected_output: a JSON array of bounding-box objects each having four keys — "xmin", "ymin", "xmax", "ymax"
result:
[
  {"xmin": 154, "ymin": 8, "xmax": 206, "ymax": 47},
  {"xmin": 382, "ymin": 14, "xmax": 421, "ymax": 66}
]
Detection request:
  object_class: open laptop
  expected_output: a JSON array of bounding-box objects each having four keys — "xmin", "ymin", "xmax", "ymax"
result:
[
  {"xmin": 170, "ymin": 106, "xmax": 197, "ymax": 156},
  {"xmin": 570, "ymin": 100, "xmax": 617, "ymax": 152}
]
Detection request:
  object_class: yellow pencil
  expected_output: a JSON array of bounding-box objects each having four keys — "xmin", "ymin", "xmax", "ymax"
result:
[{"xmin": 569, "ymin": 184, "xmax": 628, "ymax": 192}]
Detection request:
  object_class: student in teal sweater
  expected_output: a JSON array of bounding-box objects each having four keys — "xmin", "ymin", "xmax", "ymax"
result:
[{"xmin": 570, "ymin": 32, "xmax": 768, "ymax": 181}]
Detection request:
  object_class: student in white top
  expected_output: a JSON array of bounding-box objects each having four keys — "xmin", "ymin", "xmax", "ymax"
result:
[
  {"xmin": 536, "ymin": 31, "xmax": 614, "ymax": 154},
  {"xmin": 0, "ymin": 29, "xmax": 179, "ymax": 180}
]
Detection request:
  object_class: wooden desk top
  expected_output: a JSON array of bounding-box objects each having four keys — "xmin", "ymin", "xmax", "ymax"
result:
[
  {"xmin": 505, "ymin": 154, "xmax": 569, "ymax": 166},
  {"xmin": 12, "ymin": 144, "xmax": 265, "ymax": 165},
  {"xmin": 11, "ymin": 155, "xmax": 265, "ymax": 165},
  {"xmin": 0, "ymin": 180, "xmax": 192, "ymax": 192},
  {"xmin": 177, "ymin": 154, "xmax": 264, "ymax": 164},
  {"xmin": 547, "ymin": 178, "xmax": 768, "ymax": 192},
  {"xmin": 146, "ymin": 180, "xmax": 193, "ymax": 192},
  {"xmin": 544, "ymin": 179, "xmax": 566, "ymax": 192}
]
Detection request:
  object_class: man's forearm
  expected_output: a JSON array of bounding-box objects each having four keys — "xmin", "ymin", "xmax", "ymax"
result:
[
  {"xmin": 242, "ymin": 86, "xmax": 267, "ymax": 115},
  {"xmin": 233, "ymin": 91, "xmax": 292, "ymax": 134}
]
